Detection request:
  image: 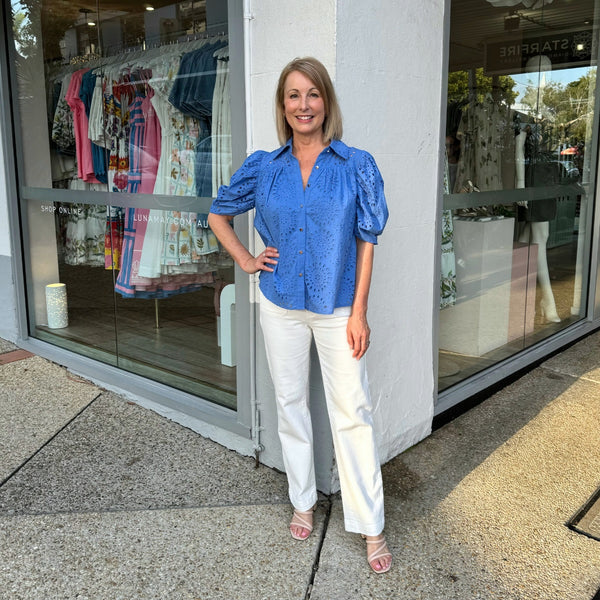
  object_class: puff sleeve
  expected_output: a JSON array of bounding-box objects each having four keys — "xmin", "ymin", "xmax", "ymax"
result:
[
  {"xmin": 210, "ymin": 150, "xmax": 268, "ymax": 216},
  {"xmin": 354, "ymin": 151, "xmax": 389, "ymax": 244}
]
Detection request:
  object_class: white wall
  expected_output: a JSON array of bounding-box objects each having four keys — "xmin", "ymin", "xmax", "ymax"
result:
[
  {"xmin": 248, "ymin": 0, "xmax": 445, "ymax": 477},
  {"xmin": 248, "ymin": 0, "xmax": 337, "ymax": 152},
  {"xmin": 336, "ymin": 0, "xmax": 446, "ymax": 462}
]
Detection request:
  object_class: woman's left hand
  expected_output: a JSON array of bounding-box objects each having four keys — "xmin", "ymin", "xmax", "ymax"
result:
[{"xmin": 347, "ymin": 311, "xmax": 371, "ymax": 360}]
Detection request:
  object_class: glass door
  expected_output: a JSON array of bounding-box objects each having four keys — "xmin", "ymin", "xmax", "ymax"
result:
[
  {"xmin": 439, "ymin": 0, "xmax": 600, "ymax": 392},
  {"xmin": 10, "ymin": 0, "xmax": 240, "ymax": 409}
]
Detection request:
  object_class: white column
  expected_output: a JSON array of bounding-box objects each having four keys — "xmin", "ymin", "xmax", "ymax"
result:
[{"xmin": 336, "ymin": 0, "xmax": 446, "ymax": 463}]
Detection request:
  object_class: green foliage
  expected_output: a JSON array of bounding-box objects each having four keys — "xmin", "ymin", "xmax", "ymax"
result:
[
  {"xmin": 448, "ymin": 68, "xmax": 518, "ymax": 105},
  {"xmin": 520, "ymin": 71, "xmax": 595, "ymax": 145},
  {"xmin": 11, "ymin": 0, "xmax": 77, "ymax": 61},
  {"xmin": 12, "ymin": 9, "xmax": 36, "ymax": 58}
]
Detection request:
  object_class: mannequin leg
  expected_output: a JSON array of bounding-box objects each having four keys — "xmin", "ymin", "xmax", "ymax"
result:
[
  {"xmin": 517, "ymin": 221, "xmax": 531, "ymax": 245},
  {"xmin": 530, "ymin": 221, "xmax": 560, "ymax": 323},
  {"xmin": 571, "ymin": 199, "xmax": 586, "ymax": 316}
]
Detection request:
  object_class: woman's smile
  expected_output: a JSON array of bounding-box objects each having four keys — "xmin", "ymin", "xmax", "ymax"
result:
[{"xmin": 283, "ymin": 71, "xmax": 326, "ymax": 139}]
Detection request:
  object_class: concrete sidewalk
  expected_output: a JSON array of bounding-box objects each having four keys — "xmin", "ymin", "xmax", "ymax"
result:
[{"xmin": 1, "ymin": 334, "xmax": 600, "ymax": 599}]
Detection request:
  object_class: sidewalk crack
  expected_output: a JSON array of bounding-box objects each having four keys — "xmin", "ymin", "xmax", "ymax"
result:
[
  {"xmin": 0, "ymin": 392, "xmax": 102, "ymax": 490},
  {"xmin": 304, "ymin": 496, "xmax": 332, "ymax": 600}
]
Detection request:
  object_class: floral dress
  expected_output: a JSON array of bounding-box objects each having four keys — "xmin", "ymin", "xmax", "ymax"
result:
[
  {"xmin": 455, "ymin": 97, "xmax": 511, "ymax": 193},
  {"xmin": 62, "ymin": 179, "xmax": 106, "ymax": 267},
  {"xmin": 149, "ymin": 52, "xmax": 200, "ymax": 196},
  {"xmin": 441, "ymin": 156, "xmax": 456, "ymax": 308},
  {"xmin": 52, "ymin": 73, "xmax": 76, "ymax": 154}
]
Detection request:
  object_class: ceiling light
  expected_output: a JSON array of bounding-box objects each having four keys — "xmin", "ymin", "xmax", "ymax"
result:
[
  {"xmin": 145, "ymin": 4, "xmax": 154, "ymax": 10},
  {"xmin": 79, "ymin": 7, "xmax": 95, "ymax": 26}
]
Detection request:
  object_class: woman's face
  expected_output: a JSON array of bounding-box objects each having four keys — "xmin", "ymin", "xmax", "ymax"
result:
[{"xmin": 283, "ymin": 70, "xmax": 326, "ymax": 140}]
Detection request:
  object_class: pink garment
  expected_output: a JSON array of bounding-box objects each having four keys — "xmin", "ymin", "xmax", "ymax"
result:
[
  {"xmin": 128, "ymin": 209, "xmax": 154, "ymax": 289},
  {"xmin": 139, "ymin": 91, "xmax": 161, "ymax": 194},
  {"xmin": 65, "ymin": 69, "xmax": 100, "ymax": 184}
]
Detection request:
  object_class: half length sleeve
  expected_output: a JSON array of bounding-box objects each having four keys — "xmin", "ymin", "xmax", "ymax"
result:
[
  {"xmin": 210, "ymin": 150, "xmax": 268, "ymax": 216},
  {"xmin": 355, "ymin": 151, "xmax": 389, "ymax": 244}
]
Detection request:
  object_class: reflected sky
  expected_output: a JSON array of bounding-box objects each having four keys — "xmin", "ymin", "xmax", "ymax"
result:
[{"xmin": 512, "ymin": 66, "xmax": 592, "ymax": 101}]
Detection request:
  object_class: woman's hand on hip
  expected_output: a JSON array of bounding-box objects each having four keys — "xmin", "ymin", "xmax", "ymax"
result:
[
  {"xmin": 347, "ymin": 311, "xmax": 371, "ymax": 360},
  {"xmin": 242, "ymin": 246, "xmax": 279, "ymax": 274}
]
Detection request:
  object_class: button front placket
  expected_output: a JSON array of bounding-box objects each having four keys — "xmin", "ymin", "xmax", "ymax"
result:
[
  {"xmin": 297, "ymin": 172, "xmax": 308, "ymax": 292},
  {"xmin": 292, "ymin": 148, "xmax": 329, "ymax": 307}
]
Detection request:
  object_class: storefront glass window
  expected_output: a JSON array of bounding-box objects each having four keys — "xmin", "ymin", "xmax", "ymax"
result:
[
  {"xmin": 439, "ymin": 0, "xmax": 600, "ymax": 391},
  {"xmin": 10, "ymin": 0, "xmax": 238, "ymax": 409}
]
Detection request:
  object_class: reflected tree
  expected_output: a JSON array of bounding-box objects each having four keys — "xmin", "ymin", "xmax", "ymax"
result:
[
  {"xmin": 522, "ymin": 72, "xmax": 596, "ymax": 146},
  {"xmin": 12, "ymin": 0, "xmax": 77, "ymax": 61},
  {"xmin": 447, "ymin": 68, "xmax": 518, "ymax": 106}
]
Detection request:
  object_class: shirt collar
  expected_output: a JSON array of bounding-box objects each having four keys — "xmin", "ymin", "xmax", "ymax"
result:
[
  {"xmin": 273, "ymin": 138, "xmax": 350, "ymax": 161},
  {"xmin": 272, "ymin": 138, "xmax": 294, "ymax": 160},
  {"xmin": 328, "ymin": 139, "xmax": 350, "ymax": 159}
]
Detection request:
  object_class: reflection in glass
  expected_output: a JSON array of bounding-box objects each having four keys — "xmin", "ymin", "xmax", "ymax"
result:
[
  {"xmin": 12, "ymin": 1, "xmax": 237, "ymax": 408},
  {"xmin": 439, "ymin": 0, "xmax": 599, "ymax": 391},
  {"xmin": 34, "ymin": 200, "xmax": 119, "ymax": 367}
]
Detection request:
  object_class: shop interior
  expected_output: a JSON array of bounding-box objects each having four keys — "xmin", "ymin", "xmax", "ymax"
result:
[
  {"xmin": 439, "ymin": 0, "xmax": 599, "ymax": 391},
  {"xmin": 12, "ymin": 0, "xmax": 237, "ymax": 408}
]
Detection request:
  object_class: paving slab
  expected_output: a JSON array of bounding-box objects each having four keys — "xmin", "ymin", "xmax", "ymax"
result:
[
  {"xmin": 0, "ymin": 349, "xmax": 34, "ymax": 365},
  {"xmin": 0, "ymin": 503, "xmax": 324, "ymax": 600},
  {"xmin": 0, "ymin": 339, "xmax": 17, "ymax": 354},
  {"xmin": 543, "ymin": 329, "xmax": 600, "ymax": 383},
  {"xmin": 0, "ymin": 392, "xmax": 290, "ymax": 515},
  {"xmin": 311, "ymin": 369, "xmax": 600, "ymax": 600},
  {"xmin": 0, "ymin": 356, "xmax": 100, "ymax": 483}
]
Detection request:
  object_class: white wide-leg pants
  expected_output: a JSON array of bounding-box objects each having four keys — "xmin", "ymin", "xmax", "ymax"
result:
[{"xmin": 259, "ymin": 292, "xmax": 385, "ymax": 535}]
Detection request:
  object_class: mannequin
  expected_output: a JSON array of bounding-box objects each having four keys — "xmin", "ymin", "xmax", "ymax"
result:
[{"xmin": 516, "ymin": 126, "xmax": 560, "ymax": 323}]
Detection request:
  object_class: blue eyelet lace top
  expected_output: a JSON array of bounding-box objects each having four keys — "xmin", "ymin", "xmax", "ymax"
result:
[{"xmin": 210, "ymin": 138, "xmax": 388, "ymax": 314}]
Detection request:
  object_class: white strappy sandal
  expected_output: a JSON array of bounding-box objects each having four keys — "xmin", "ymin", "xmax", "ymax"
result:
[
  {"xmin": 289, "ymin": 505, "xmax": 316, "ymax": 540},
  {"xmin": 362, "ymin": 534, "xmax": 392, "ymax": 573}
]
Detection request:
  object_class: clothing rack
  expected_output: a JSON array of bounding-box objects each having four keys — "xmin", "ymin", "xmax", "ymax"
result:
[
  {"xmin": 49, "ymin": 29, "xmax": 232, "ymax": 321},
  {"xmin": 55, "ymin": 31, "xmax": 228, "ymax": 79},
  {"xmin": 105, "ymin": 30, "xmax": 228, "ymax": 57}
]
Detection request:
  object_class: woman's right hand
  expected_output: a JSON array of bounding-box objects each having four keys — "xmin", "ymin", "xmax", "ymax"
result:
[
  {"xmin": 208, "ymin": 214, "xmax": 279, "ymax": 276},
  {"xmin": 242, "ymin": 246, "xmax": 279, "ymax": 274}
]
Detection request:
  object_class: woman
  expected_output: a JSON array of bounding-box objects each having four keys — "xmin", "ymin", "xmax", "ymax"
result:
[{"xmin": 208, "ymin": 57, "xmax": 391, "ymax": 574}]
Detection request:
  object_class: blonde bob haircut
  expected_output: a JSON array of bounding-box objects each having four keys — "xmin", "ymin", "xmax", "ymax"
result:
[{"xmin": 275, "ymin": 57, "xmax": 343, "ymax": 146}]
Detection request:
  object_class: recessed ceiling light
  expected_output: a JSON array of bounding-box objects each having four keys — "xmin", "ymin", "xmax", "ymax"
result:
[{"xmin": 145, "ymin": 4, "xmax": 154, "ymax": 10}]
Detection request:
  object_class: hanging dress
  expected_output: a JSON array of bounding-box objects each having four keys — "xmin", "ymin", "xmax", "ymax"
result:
[{"xmin": 440, "ymin": 156, "xmax": 456, "ymax": 308}]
